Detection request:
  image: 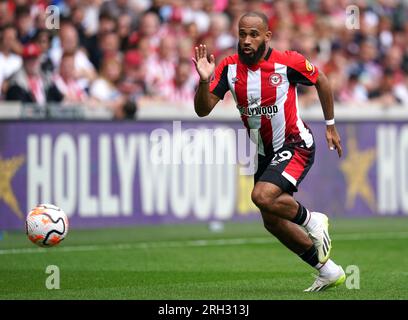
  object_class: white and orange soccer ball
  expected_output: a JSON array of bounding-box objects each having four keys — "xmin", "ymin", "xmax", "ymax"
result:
[{"xmin": 25, "ymin": 204, "xmax": 69, "ymax": 247}]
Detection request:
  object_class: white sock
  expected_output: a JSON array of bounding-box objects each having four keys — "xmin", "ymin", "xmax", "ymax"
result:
[{"xmin": 315, "ymin": 259, "xmax": 339, "ymax": 277}]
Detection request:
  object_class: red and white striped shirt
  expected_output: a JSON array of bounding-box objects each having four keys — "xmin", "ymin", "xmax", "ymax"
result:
[{"xmin": 210, "ymin": 48, "xmax": 319, "ymax": 156}]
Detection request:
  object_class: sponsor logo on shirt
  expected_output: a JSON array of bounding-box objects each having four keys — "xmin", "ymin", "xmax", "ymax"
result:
[
  {"xmin": 237, "ymin": 95, "xmax": 278, "ymax": 119},
  {"xmin": 305, "ymin": 59, "xmax": 315, "ymax": 74}
]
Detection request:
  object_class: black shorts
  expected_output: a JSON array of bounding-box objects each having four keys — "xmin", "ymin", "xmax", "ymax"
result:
[{"xmin": 254, "ymin": 141, "xmax": 315, "ymax": 195}]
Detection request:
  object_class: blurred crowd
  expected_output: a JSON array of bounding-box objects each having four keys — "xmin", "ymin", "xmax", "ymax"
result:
[{"xmin": 1, "ymin": 0, "xmax": 408, "ymax": 120}]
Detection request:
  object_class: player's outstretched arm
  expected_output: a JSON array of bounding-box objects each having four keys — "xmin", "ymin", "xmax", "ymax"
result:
[
  {"xmin": 192, "ymin": 44, "xmax": 220, "ymax": 117},
  {"xmin": 315, "ymin": 71, "xmax": 343, "ymax": 157}
]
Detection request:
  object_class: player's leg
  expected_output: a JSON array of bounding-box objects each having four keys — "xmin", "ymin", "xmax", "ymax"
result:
[
  {"xmin": 255, "ymin": 186, "xmax": 328, "ymax": 266},
  {"xmin": 260, "ymin": 208, "xmax": 311, "ymax": 254},
  {"xmin": 252, "ymin": 182, "xmax": 298, "ymax": 221},
  {"xmin": 252, "ymin": 179, "xmax": 332, "ymax": 263},
  {"xmin": 261, "ymin": 201, "xmax": 346, "ymax": 292},
  {"xmin": 253, "ymin": 141, "xmax": 345, "ymax": 290},
  {"xmin": 253, "ymin": 143, "xmax": 332, "ymax": 263},
  {"xmin": 260, "ymin": 209, "xmax": 345, "ymax": 291}
]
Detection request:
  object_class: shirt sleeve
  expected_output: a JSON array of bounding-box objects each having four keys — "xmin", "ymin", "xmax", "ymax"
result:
[
  {"xmin": 209, "ymin": 57, "xmax": 230, "ymax": 99},
  {"xmin": 285, "ymin": 51, "xmax": 319, "ymax": 86}
]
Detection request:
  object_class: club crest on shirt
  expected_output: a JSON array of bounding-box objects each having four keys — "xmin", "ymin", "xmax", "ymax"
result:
[{"xmin": 269, "ymin": 73, "xmax": 282, "ymax": 86}]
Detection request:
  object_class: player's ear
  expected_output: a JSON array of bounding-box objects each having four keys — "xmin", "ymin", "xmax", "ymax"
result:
[{"xmin": 265, "ymin": 30, "xmax": 272, "ymax": 42}]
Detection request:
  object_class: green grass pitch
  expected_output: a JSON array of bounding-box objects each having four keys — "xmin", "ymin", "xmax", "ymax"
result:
[{"xmin": 1, "ymin": 217, "xmax": 407, "ymax": 300}]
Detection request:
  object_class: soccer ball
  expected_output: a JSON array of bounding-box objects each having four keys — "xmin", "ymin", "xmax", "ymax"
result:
[{"xmin": 25, "ymin": 204, "xmax": 69, "ymax": 247}]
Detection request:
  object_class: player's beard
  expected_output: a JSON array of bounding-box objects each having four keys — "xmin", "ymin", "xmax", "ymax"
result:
[{"xmin": 238, "ymin": 41, "xmax": 266, "ymax": 66}]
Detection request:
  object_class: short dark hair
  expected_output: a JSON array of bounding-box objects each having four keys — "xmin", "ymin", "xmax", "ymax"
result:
[
  {"xmin": 0, "ymin": 24, "xmax": 16, "ymax": 42},
  {"xmin": 34, "ymin": 29, "xmax": 53, "ymax": 43},
  {"xmin": 122, "ymin": 99, "xmax": 137, "ymax": 119},
  {"xmin": 0, "ymin": 23, "xmax": 16, "ymax": 34},
  {"xmin": 99, "ymin": 11, "xmax": 116, "ymax": 22},
  {"xmin": 239, "ymin": 11, "xmax": 269, "ymax": 29},
  {"xmin": 15, "ymin": 5, "xmax": 31, "ymax": 19}
]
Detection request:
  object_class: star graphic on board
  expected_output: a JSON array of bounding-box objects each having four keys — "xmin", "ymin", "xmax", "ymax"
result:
[
  {"xmin": 339, "ymin": 128, "xmax": 376, "ymax": 211},
  {"xmin": 0, "ymin": 155, "xmax": 25, "ymax": 219}
]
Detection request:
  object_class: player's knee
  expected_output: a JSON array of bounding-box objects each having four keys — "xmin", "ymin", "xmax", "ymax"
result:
[
  {"xmin": 251, "ymin": 188, "xmax": 266, "ymax": 210},
  {"xmin": 251, "ymin": 187, "xmax": 277, "ymax": 211}
]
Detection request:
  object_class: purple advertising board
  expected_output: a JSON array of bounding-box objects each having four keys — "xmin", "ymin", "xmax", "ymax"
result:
[{"xmin": 0, "ymin": 120, "xmax": 407, "ymax": 230}]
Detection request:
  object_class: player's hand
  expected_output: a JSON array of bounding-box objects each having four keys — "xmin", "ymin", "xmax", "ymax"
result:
[
  {"xmin": 192, "ymin": 44, "xmax": 215, "ymax": 82},
  {"xmin": 326, "ymin": 125, "xmax": 342, "ymax": 157}
]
